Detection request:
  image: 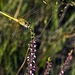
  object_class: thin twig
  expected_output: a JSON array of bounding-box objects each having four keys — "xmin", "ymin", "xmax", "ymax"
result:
[{"xmin": 16, "ymin": 46, "xmax": 30, "ymax": 75}]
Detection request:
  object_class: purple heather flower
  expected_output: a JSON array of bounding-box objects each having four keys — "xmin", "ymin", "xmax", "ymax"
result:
[
  {"xmin": 32, "ymin": 60, "xmax": 35, "ymax": 63},
  {"xmin": 31, "ymin": 53, "xmax": 34, "ymax": 55},
  {"xmin": 33, "ymin": 69, "xmax": 36, "ymax": 71},
  {"xmin": 31, "ymin": 44, "xmax": 33, "ymax": 47},
  {"xmin": 27, "ymin": 39, "xmax": 36, "ymax": 74},
  {"xmin": 34, "ymin": 45, "xmax": 36, "ymax": 48},
  {"xmin": 33, "ymin": 66, "xmax": 36, "ymax": 68},
  {"xmin": 32, "ymin": 73, "xmax": 34, "ymax": 75},
  {"xmin": 34, "ymin": 55, "xmax": 36, "ymax": 58},
  {"xmin": 28, "ymin": 44, "xmax": 30, "ymax": 46},
  {"xmin": 27, "ymin": 59, "xmax": 29, "ymax": 61},
  {"xmin": 34, "ymin": 49, "xmax": 37, "ymax": 52},
  {"xmin": 27, "ymin": 56, "xmax": 29, "ymax": 59},
  {"xmin": 30, "ymin": 64, "xmax": 32, "ymax": 67},
  {"xmin": 30, "ymin": 70, "xmax": 32, "ymax": 74}
]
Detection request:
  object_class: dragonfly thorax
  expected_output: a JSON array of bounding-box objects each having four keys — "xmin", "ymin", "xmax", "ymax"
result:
[{"xmin": 18, "ymin": 18, "xmax": 30, "ymax": 28}]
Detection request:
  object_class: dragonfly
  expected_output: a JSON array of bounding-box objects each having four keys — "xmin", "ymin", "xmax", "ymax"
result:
[{"xmin": 0, "ymin": 11, "xmax": 31, "ymax": 28}]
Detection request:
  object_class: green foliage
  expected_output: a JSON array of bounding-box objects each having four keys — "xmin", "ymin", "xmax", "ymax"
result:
[{"xmin": 0, "ymin": 0, "xmax": 75, "ymax": 75}]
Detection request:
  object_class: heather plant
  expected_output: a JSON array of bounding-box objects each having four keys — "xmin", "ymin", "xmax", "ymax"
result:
[
  {"xmin": 0, "ymin": 0, "xmax": 75, "ymax": 75},
  {"xmin": 44, "ymin": 57, "xmax": 52, "ymax": 75},
  {"xmin": 59, "ymin": 50, "xmax": 73, "ymax": 75}
]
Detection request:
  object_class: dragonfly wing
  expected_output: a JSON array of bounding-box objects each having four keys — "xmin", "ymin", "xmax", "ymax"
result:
[
  {"xmin": 20, "ymin": 7, "xmax": 41, "ymax": 20},
  {"xmin": 20, "ymin": 7, "xmax": 36, "ymax": 19}
]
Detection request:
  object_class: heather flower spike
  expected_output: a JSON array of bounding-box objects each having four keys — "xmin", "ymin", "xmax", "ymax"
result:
[
  {"xmin": 44, "ymin": 57, "xmax": 52, "ymax": 75},
  {"xmin": 59, "ymin": 50, "xmax": 73, "ymax": 75},
  {"xmin": 27, "ymin": 39, "xmax": 37, "ymax": 75}
]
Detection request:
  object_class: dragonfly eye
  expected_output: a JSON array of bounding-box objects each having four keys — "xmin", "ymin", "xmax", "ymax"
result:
[{"xmin": 25, "ymin": 23, "xmax": 30, "ymax": 28}]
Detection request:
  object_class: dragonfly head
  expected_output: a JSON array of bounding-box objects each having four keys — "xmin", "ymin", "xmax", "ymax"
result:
[{"xmin": 25, "ymin": 22, "xmax": 31, "ymax": 28}]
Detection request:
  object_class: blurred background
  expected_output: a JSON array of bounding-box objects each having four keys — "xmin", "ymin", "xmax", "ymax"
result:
[{"xmin": 0, "ymin": 0, "xmax": 75, "ymax": 75}]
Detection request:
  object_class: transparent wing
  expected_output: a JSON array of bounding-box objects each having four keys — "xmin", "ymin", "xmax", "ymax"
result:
[
  {"xmin": 20, "ymin": 7, "xmax": 41, "ymax": 20},
  {"xmin": 20, "ymin": 7, "xmax": 36, "ymax": 19}
]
